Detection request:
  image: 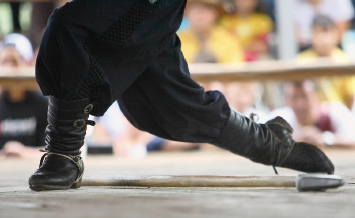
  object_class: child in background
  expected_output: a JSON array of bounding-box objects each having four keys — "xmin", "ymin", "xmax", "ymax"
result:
[
  {"xmin": 298, "ymin": 15, "xmax": 355, "ymax": 110},
  {"xmin": 179, "ymin": 0, "xmax": 244, "ymax": 63},
  {"xmin": 219, "ymin": 0, "xmax": 273, "ymax": 61},
  {"xmin": 294, "ymin": 0, "xmax": 354, "ymax": 51}
]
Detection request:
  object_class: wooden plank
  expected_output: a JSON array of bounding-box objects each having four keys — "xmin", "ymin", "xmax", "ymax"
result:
[{"xmin": 82, "ymin": 175, "xmax": 296, "ymax": 187}]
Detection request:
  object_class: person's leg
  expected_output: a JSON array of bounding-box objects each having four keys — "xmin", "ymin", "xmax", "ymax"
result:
[
  {"xmin": 118, "ymin": 36, "xmax": 230, "ymax": 143},
  {"xmin": 118, "ymin": 34, "xmax": 334, "ymax": 174},
  {"xmin": 29, "ymin": 0, "xmax": 187, "ymax": 191}
]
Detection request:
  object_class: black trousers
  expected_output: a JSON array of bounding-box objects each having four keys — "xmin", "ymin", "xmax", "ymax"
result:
[{"xmin": 36, "ymin": 0, "xmax": 230, "ymax": 143}]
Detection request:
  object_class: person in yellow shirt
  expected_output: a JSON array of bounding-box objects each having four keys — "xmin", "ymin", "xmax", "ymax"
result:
[
  {"xmin": 298, "ymin": 15, "xmax": 355, "ymax": 109},
  {"xmin": 179, "ymin": 0, "xmax": 244, "ymax": 64},
  {"xmin": 219, "ymin": 0, "xmax": 273, "ymax": 61}
]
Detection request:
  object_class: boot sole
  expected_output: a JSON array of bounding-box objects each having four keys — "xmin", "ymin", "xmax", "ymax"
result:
[{"xmin": 29, "ymin": 178, "xmax": 82, "ymax": 191}]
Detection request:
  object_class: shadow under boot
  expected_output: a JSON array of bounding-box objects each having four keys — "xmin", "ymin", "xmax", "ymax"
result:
[
  {"xmin": 29, "ymin": 96, "xmax": 94, "ymax": 191},
  {"xmin": 214, "ymin": 109, "xmax": 334, "ymax": 174}
]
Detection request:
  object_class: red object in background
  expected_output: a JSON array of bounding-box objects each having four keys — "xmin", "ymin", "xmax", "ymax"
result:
[{"xmin": 244, "ymin": 51, "xmax": 258, "ymax": 62}]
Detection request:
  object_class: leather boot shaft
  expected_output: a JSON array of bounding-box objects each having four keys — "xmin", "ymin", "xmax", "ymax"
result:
[
  {"xmin": 215, "ymin": 109, "xmax": 278, "ymax": 166},
  {"xmin": 214, "ymin": 108, "xmax": 334, "ymax": 174},
  {"xmin": 45, "ymin": 96, "xmax": 94, "ymax": 155}
]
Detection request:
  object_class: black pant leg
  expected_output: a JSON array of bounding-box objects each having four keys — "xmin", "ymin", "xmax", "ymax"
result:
[
  {"xmin": 36, "ymin": 0, "xmax": 137, "ymax": 101},
  {"xmin": 36, "ymin": 0, "xmax": 186, "ymax": 116},
  {"xmin": 118, "ymin": 35, "xmax": 230, "ymax": 143}
]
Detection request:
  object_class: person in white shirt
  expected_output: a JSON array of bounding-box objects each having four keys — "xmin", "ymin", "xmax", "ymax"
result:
[
  {"xmin": 270, "ymin": 80, "xmax": 355, "ymax": 148},
  {"xmin": 294, "ymin": 0, "xmax": 354, "ymax": 49}
]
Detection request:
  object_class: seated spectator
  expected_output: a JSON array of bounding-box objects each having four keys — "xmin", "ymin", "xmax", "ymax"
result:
[
  {"xmin": 0, "ymin": 33, "xmax": 33, "ymax": 63},
  {"xmin": 298, "ymin": 15, "xmax": 355, "ymax": 109},
  {"xmin": 179, "ymin": 0, "xmax": 244, "ymax": 63},
  {"xmin": 0, "ymin": 33, "xmax": 48, "ymax": 158},
  {"xmin": 298, "ymin": 15, "xmax": 348, "ymax": 60},
  {"xmin": 294, "ymin": 0, "xmax": 354, "ymax": 50},
  {"xmin": 219, "ymin": 0, "xmax": 273, "ymax": 61},
  {"xmin": 271, "ymin": 80, "xmax": 355, "ymax": 149}
]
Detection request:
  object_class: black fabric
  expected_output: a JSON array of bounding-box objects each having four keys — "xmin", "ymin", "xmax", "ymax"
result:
[
  {"xmin": 36, "ymin": 0, "xmax": 186, "ymax": 115},
  {"xmin": 76, "ymin": 57, "xmax": 109, "ymax": 99},
  {"xmin": 36, "ymin": 0, "xmax": 230, "ymax": 147},
  {"xmin": 85, "ymin": 0, "xmax": 159, "ymax": 53},
  {"xmin": 0, "ymin": 91, "xmax": 48, "ymax": 150},
  {"xmin": 117, "ymin": 35, "xmax": 230, "ymax": 143}
]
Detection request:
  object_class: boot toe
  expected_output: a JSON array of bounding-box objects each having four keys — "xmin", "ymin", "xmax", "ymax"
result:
[
  {"xmin": 28, "ymin": 154, "xmax": 82, "ymax": 191},
  {"xmin": 282, "ymin": 142, "xmax": 334, "ymax": 174}
]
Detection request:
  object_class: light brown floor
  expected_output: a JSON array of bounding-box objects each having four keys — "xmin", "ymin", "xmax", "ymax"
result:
[{"xmin": 1, "ymin": 149, "xmax": 354, "ymax": 218}]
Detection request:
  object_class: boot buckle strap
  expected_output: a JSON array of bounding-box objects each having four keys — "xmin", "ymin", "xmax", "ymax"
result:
[{"xmin": 73, "ymin": 119, "xmax": 96, "ymax": 129}]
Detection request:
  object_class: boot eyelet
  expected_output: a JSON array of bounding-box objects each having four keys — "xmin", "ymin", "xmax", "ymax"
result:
[
  {"xmin": 84, "ymin": 104, "xmax": 94, "ymax": 114},
  {"xmin": 73, "ymin": 119, "xmax": 86, "ymax": 129},
  {"xmin": 73, "ymin": 156, "xmax": 80, "ymax": 163}
]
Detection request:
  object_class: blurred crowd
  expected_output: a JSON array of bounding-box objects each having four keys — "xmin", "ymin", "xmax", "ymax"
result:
[{"xmin": 1, "ymin": 0, "xmax": 355, "ymax": 159}]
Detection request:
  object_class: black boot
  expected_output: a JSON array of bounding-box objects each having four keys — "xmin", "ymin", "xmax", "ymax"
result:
[
  {"xmin": 29, "ymin": 96, "xmax": 94, "ymax": 191},
  {"xmin": 214, "ymin": 109, "xmax": 334, "ymax": 174}
]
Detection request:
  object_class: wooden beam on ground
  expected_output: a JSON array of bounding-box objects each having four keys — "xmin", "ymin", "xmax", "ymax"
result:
[{"xmin": 82, "ymin": 175, "xmax": 296, "ymax": 188}]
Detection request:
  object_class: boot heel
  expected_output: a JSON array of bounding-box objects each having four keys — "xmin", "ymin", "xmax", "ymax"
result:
[{"xmin": 71, "ymin": 178, "xmax": 82, "ymax": 189}]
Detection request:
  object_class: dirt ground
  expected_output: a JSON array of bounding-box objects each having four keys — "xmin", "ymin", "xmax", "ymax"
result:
[{"xmin": 1, "ymin": 149, "xmax": 354, "ymax": 218}]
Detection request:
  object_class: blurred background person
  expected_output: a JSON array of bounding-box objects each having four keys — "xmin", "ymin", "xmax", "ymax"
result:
[
  {"xmin": 179, "ymin": 0, "xmax": 244, "ymax": 63},
  {"xmin": 0, "ymin": 33, "xmax": 47, "ymax": 158},
  {"xmin": 294, "ymin": 0, "xmax": 354, "ymax": 51},
  {"xmin": 218, "ymin": 0, "xmax": 275, "ymax": 112},
  {"xmin": 7, "ymin": 1, "xmax": 23, "ymax": 33},
  {"xmin": 0, "ymin": 2, "xmax": 55, "ymax": 50},
  {"xmin": 298, "ymin": 15, "xmax": 348, "ymax": 59},
  {"xmin": 271, "ymin": 80, "xmax": 355, "ymax": 149},
  {"xmin": 219, "ymin": 0, "xmax": 273, "ymax": 61},
  {"xmin": 224, "ymin": 81, "xmax": 268, "ymax": 123},
  {"xmin": 86, "ymin": 103, "xmax": 151, "ymax": 158},
  {"xmin": 28, "ymin": 2, "xmax": 56, "ymax": 50},
  {"xmin": 298, "ymin": 15, "xmax": 355, "ymax": 110},
  {"xmin": 0, "ymin": 33, "xmax": 33, "ymax": 63}
]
